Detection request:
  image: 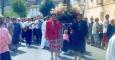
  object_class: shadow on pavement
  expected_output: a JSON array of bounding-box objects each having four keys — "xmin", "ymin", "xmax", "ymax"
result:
[
  {"xmin": 19, "ymin": 44, "xmax": 26, "ymax": 47},
  {"xmin": 82, "ymin": 55, "xmax": 96, "ymax": 60},
  {"xmin": 10, "ymin": 50, "xmax": 26, "ymax": 56},
  {"xmin": 84, "ymin": 51, "xmax": 92, "ymax": 56},
  {"xmin": 60, "ymin": 56, "xmax": 73, "ymax": 60},
  {"xmin": 28, "ymin": 46, "xmax": 38, "ymax": 49}
]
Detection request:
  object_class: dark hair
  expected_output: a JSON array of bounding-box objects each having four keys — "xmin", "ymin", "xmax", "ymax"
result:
[
  {"xmin": 105, "ymin": 14, "xmax": 109, "ymax": 17},
  {"xmin": 51, "ymin": 14, "xmax": 57, "ymax": 17}
]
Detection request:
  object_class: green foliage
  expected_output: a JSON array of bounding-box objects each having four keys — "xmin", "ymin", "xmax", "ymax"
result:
[
  {"xmin": 39, "ymin": 0, "xmax": 55, "ymax": 17},
  {"xmin": 12, "ymin": 0, "xmax": 27, "ymax": 18},
  {"xmin": 4, "ymin": 9, "xmax": 19, "ymax": 17}
]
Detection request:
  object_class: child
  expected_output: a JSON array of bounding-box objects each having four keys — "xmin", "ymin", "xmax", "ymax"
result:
[{"xmin": 62, "ymin": 29, "xmax": 69, "ymax": 54}]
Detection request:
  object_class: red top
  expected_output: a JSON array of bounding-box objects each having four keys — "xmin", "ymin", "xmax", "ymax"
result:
[{"xmin": 46, "ymin": 20, "xmax": 62, "ymax": 40}]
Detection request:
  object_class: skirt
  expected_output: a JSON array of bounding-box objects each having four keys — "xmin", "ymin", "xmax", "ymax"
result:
[
  {"xmin": 102, "ymin": 33, "xmax": 107, "ymax": 46},
  {"xmin": 48, "ymin": 39, "xmax": 62, "ymax": 52},
  {"xmin": 0, "ymin": 51, "xmax": 12, "ymax": 60},
  {"xmin": 69, "ymin": 36, "xmax": 85, "ymax": 53}
]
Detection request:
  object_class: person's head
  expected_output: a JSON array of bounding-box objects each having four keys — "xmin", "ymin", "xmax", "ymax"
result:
[
  {"xmin": 5, "ymin": 17, "xmax": 10, "ymax": 22},
  {"xmin": 12, "ymin": 18, "xmax": 17, "ymax": 23},
  {"xmin": 105, "ymin": 14, "xmax": 109, "ymax": 20},
  {"xmin": 45, "ymin": 15, "xmax": 51, "ymax": 20},
  {"xmin": 31, "ymin": 18, "xmax": 34, "ymax": 22},
  {"xmin": 51, "ymin": 14, "xmax": 57, "ymax": 21},
  {"xmin": 110, "ymin": 19, "xmax": 115, "ymax": 25},
  {"xmin": 95, "ymin": 18, "xmax": 99, "ymax": 23},
  {"xmin": 84, "ymin": 17, "xmax": 88, "ymax": 21},
  {"xmin": 64, "ymin": 29, "xmax": 68, "ymax": 34},
  {"xmin": 25, "ymin": 18, "xmax": 28, "ymax": 22},
  {"xmin": 90, "ymin": 16, "xmax": 94, "ymax": 22},
  {"xmin": 0, "ymin": 17, "xmax": 4, "ymax": 26},
  {"xmin": 75, "ymin": 13, "xmax": 82, "ymax": 22},
  {"xmin": 8, "ymin": 18, "xmax": 12, "ymax": 22},
  {"xmin": 17, "ymin": 18, "xmax": 20, "ymax": 22},
  {"xmin": 28, "ymin": 18, "xmax": 32, "ymax": 22}
]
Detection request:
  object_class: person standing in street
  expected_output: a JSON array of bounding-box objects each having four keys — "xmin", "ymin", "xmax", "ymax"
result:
[
  {"xmin": 25, "ymin": 18, "xmax": 33, "ymax": 47},
  {"xmin": 88, "ymin": 16, "xmax": 94, "ymax": 45},
  {"xmin": 0, "ymin": 17, "xmax": 12, "ymax": 60},
  {"xmin": 7, "ymin": 18, "xmax": 14, "ymax": 37},
  {"xmin": 62, "ymin": 29, "xmax": 69, "ymax": 54},
  {"xmin": 12, "ymin": 18, "xmax": 21, "ymax": 50},
  {"xmin": 34, "ymin": 16, "xmax": 43, "ymax": 45},
  {"xmin": 106, "ymin": 34, "xmax": 115, "ymax": 60},
  {"xmin": 7, "ymin": 18, "xmax": 14, "ymax": 50},
  {"xmin": 107, "ymin": 19, "xmax": 115, "ymax": 41},
  {"xmin": 102, "ymin": 14, "xmax": 110, "ymax": 49},
  {"xmin": 46, "ymin": 14, "xmax": 62, "ymax": 60},
  {"xmin": 70, "ymin": 13, "xmax": 88, "ymax": 60},
  {"xmin": 92, "ymin": 18, "xmax": 100, "ymax": 47},
  {"xmin": 40, "ymin": 16, "xmax": 50, "ymax": 49}
]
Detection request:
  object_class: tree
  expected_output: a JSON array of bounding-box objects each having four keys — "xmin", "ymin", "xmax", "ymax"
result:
[
  {"xmin": 12, "ymin": 0, "xmax": 27, "ymax": 17},
  {"xmin": 39, "ymin": 0, "xmax": 55, "ymax": 17},
  {"xmin": 1, "ymin": 0, "xmax": 5, "ymax": 16}
]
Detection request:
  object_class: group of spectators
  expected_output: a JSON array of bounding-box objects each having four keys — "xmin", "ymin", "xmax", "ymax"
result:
[{"xmin": 0, "ymin": 13, "xmax": 115, "ymax": 60}]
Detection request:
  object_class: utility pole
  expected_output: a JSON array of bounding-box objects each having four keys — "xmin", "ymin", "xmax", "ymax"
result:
[{"xmin": 1, "ymin": 0, "xmax": 4, "ymax": 16}]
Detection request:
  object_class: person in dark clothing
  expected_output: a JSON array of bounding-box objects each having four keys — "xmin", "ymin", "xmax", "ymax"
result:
[
  {"xmin": 107, "ymin": 19, "xmax": 115, "ymax": 41},
  {"xmin": 24, "ymin": 18, "xmax": 33, "ymax": 46},
  {"xmin": 12, "ymin": 18, "xmax": 21, "ymax": 50},
  {"xmin": 70, "ymin": 14, "xmax": 88, "ymax": 60},
  {"xmin": 83, "ymin": 17, "xmax": 88, "ymax": 52}
]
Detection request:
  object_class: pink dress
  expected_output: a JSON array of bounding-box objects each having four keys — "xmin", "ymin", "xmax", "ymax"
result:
[{"xmin": 0, "ymin": 27, "xmax": 12, "ymax": 54}]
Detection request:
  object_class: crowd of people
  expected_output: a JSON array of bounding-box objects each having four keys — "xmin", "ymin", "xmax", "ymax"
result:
[{"xmin": 0, "ymin": 12, "xmax": 115, "ymax": 60}]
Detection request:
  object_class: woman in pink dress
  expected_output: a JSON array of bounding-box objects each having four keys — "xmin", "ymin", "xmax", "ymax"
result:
[
  {"xmin": 46, "ymin": 14, "xmax": 62, "ymax": 60},
  {"xmin": 0, "ymin": 17, "xmax": 12, "ymax": 60}
]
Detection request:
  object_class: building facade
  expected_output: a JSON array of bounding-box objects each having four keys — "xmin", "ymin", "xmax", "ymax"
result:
[{"xmin": 85, "ymin": 0, "xmax": 115, "ymax": 20}]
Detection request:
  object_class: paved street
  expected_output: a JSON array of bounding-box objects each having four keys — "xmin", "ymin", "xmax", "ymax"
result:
[{"xmin": 11, "ymin": 43, "xmax": 106, "ymax": 60}]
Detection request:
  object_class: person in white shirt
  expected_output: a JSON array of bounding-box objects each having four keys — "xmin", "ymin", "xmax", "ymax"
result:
[
  {"xmin": 40, "ymin": 16, "xmax": 50, "ymax": 49},
  {"xmin": 21, "ymin": 18, "xmax": 27, "ymax": 41},
  {"xmin": 33, "ymin": 16, "xmax": 43, "ymax": 45},
  {"xmin": 24, "ymin": 18, "xmax": 33, "ymax": 46},
  {"xmin": 92, "ymin": 18, "xmax": 100, "ymax": 47},
  {"xmin": 102, "ymin": 14, "xmax": 110, "ymax": 48},
  {"xmin": 106, "ymin": 34, "xmax": 115, "ymax": 60}
]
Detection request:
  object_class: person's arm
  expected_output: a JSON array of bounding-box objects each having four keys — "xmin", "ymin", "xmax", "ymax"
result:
[
  {"xmin": 5, "ymin": 28, "xmax": 12, "ymax": 45},
  {"xmin": 92, "ymin": 23, "xmax": 96, "ymax": 35}
]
